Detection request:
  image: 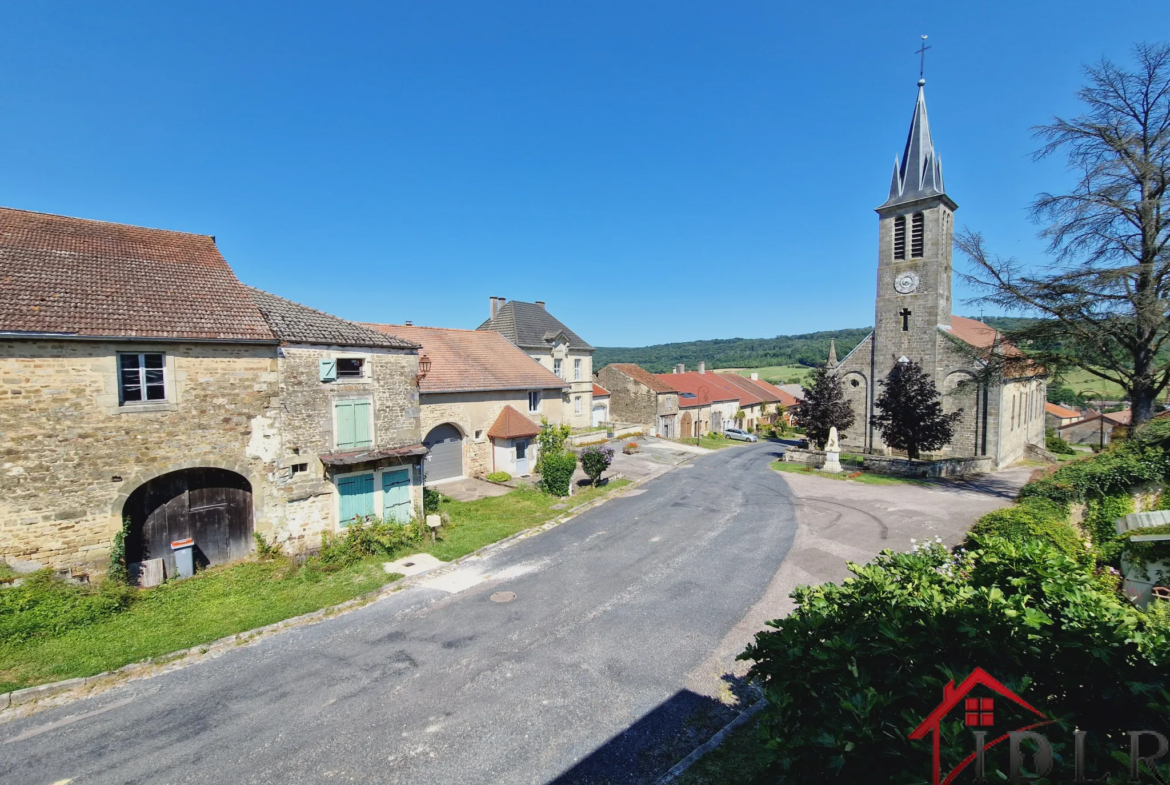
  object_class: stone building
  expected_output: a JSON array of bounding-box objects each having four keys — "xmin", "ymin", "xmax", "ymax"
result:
[
  {"xmin": 594, "ymin": 364, "xmax": 680, "ymax": 438},
  {"xmin": 247, "ymin": 288, "xmax": 426, "ymax": 548},
  {"xmin": 364, "ymin": 323, "xmax": 567, "ymax": 482},
  {"xmin": 0, "ymin": 208, "xmax": 283, "ymax": 574},
  {"xmin": 834, "ymin": 79, "xmax": 1046, "ymax": 467},
  {"xmin": 479, "ymin": 298, "xmax": 596, "ymax": 429},
  {"xmin": 650, "ymin": 367, "xmax": 739, "ymax": 437}
]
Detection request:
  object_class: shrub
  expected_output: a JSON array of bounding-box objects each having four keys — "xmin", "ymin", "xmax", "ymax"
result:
[
  {"xmin": 967, "ymin": 498, "xmax": 1084, "ymax": 558},
  {"xmin": 312, "ymin": 517, "xmax": 426, "ymax": 571},
  {"xmin": 1119, "ymin": 523, "xmax": 1170, "ymax": 582},
  {"xmin": 539, "ymin": 451, "xmax": 577, "ymax": 497},
  {"xmin": 107, "ymin": 515, "xmax": 133, "ymax": 585},
  {"xmin": 1083, "ymin": 492, "xmax": 1134, "ymax": 564},
  {"xmin": 535, "ymin": 419, "xmax": 571, "ymax": 476},
  {"xmin": 1045, "ymin": 429, "xmax": 1076, "ymax": 455},
  {"xmin": 485, "ymin": 471, "xmax": 511, "ymax": 484},
  {"xmin": 423, "ymin": 486, "xmax": 441, "ymax": 515},
  {"xmin": 1019, "ymin": 440, "xmax": 1170, "ymax": 505},
  {"xmin": 253, "ymin": 532, "xmax": 284, "ymax": 560},
  {"xmin": 740, "ymin": 536, "xmax": 1170, "ymax": 782},
  {"xmin": 580, "ymin": 445, "xmax": 615, "ymax": 486}
]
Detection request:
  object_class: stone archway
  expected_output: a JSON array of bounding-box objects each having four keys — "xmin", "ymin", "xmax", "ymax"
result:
[{"xmin": 123, "ymin": 467, "xmax": 254, "ymax": 574}]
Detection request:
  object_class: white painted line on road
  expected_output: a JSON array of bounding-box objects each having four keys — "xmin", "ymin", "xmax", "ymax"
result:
[{"xmin": 4, "ymin": 697, "xmax": 136, "ymax": 745}]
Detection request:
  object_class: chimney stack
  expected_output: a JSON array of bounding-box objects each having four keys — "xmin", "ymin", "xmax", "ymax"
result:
[
  {"xmin": 535, "ymin": 300, "xmax": 546, "ymax": 309},
  {"xmin": 490, "ymin": 296, "xmax": 502, "ymax": 319},
  {"xmin": 751, "ymin": 372, "xmax": 759, "ymax": 381},
  {"xmin": 405, "ymin": 320, "xmax": 413, "ymax": 326},
  {"xmin": 698, "ymin": 361, "xmax": 705, "ymax": 374}
]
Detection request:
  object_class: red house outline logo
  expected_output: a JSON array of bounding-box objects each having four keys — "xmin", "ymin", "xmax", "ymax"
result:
[{"xmin": 908, "ymin": 667, "xmax": 1053, "ymax": 785}]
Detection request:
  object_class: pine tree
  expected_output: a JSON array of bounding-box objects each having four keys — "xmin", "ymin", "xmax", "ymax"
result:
[
  {"xmin": 872, "ymin": 360, "xmax": 962, "ymax": 460},
  {"xmin": 799, "ymin": 365, "xmax": 854, "ymax": 449}
]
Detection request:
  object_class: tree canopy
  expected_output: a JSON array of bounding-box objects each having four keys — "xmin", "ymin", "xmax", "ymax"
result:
[{"xmin": 872, "ymin": 360, "xmax": 961, "ymax": 460}]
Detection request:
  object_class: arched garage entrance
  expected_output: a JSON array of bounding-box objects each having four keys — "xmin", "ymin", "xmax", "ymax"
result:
[
  {"xmin": 423, "ymin": 424, "xmax": 464, "ymax": 483},
  {"xmin": 123, "ymin": 468, "xmax": 253, "ymax": 575}
]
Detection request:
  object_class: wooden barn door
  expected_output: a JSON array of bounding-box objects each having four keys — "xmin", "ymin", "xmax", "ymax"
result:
[{"xmin": 125, "ymin": 468, "xmax": 253, "ymax": 576}]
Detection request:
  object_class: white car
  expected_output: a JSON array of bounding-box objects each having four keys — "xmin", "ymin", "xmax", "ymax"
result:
[{"xmin": 724, "ymin": 427, "xmax": 758, "ymax": 443}]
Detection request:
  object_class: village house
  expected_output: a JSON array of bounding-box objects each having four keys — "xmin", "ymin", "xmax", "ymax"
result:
[
  {"xmin": 1045, "ymin": 402, "xmax": 1084, "ymax": 431},
  {"xmin": 479, "ymin": 298, "xmax": 596, "ymax": 429},
  {"xmin": 364, "ymin": 323, "xmax": 567, "ymax": 481},
  {"xmin": 651, "ymin": 364, "xmax": 739, "ymax": 437},
  {"xmin": 1058, "ymin": 409, "xmax": 1130, "ymax": 448},
  {"xmin": 0, "ymin": 208, "xmax": 284, "ymax": 575},
  {"xmin": 246, "ymin": 288, "xmax": 426, "ymax": 548},
  {"xmin": 591, "ymin": 383, "xmax": 611, "ymax": 426},
  {"xmin": 594, "ymin": 364, "xmax": 680, "ymax": 438}
]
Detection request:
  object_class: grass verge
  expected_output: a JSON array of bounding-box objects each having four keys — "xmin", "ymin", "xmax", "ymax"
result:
[
  {"xmin": 673, "ymin": 709, "xmax": 776, "ymax": 785},
  {"xmin": 770, "ymin": 460, "xmax": 931, "ymax": 486},
  {"xmin": 425, "ymin": 479, "xmax": 630, "ymax": 562},
  {"xmin": 0, "ymin": 559, "xmax": 399, "ymax": 693}
]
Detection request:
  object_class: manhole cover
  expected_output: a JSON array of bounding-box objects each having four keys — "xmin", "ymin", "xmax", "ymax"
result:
[{"xmin": 490, "ymin": 591, "xmax": 517, "ymax": 603}]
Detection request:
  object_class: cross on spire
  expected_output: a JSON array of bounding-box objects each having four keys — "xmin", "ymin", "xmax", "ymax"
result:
[{"xmin": 916, "ymin": 35, "xmax": 931, "ymax": 79}]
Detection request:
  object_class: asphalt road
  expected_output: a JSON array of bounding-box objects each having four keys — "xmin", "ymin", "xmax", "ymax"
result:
[{"xmin": 1, "ymin": 442, "xmax": 798, "ymax": 785}]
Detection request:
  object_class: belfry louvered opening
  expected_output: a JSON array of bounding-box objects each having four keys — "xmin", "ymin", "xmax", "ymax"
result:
[
  {"xmin": 911, "ymin": 212, "xmax": 925, "ymax": 257},
  {"xmin": 893, "ymin": 216, "xmax": 906, "ymax": 260}
]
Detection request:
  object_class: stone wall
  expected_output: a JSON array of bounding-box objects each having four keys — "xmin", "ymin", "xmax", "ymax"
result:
[
  {"xmin": 595, "ymin": 366, "xmax": 658, "ymax": 427},
  {"xmin": 0, "ymin": 339, "xmax": 280, "ymax": 570},
  {"xmin": 783, "ymin": 447, "xmax": 825, "ymax": 467},
  {"xmin": 419, "ymin": 389, "xmax": 565, "ymax": 478},
  {"xmin": 996, "ymin": 376, "xmax": 1046, "ymax": 468},
  {"xmin": 863, "ymin": 454, "xmax": 994, "ymax": 477}
]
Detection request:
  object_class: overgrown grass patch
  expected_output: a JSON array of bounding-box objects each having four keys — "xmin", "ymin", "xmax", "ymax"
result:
[
  {"xmin": 424, "ymin": 480, "xmax": 630, "ymax": 562},
  {"xmin": 0, "ymin": 558, "xmax": 399, "ymax": 693},
  {"xmin": 770, "ymin": 460, "xmax": 931, "ymax": 486}
]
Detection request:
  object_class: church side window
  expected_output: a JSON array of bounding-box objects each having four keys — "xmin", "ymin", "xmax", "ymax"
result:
[
  {"xmin": 893, "ymin": 216, "xmax": 906, "ymax": 260},
  {"xmin": 911, "ymin": 213, "xmax": 925, "ymax": 257}
]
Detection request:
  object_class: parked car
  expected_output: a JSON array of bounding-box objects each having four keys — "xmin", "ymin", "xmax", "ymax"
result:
[{"xmin": 724, "ymin": 427, "xmax": 758, "ymax": 443}]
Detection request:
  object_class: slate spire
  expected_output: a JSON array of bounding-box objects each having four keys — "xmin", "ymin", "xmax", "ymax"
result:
[
  {"xmin": 880, "ymin": 79, "xmax": 947, "ymax": 209},
  {"xmin": 827, "ymin": 339, "xmax": 838, "ymax": 368}
]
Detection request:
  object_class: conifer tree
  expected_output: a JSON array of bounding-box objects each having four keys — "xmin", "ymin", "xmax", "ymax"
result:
[
  {"xmin": 872, "ymin": 360, "xmax": 961, "ymax": 460},
  {"xmin": 799, "ymin": 365, "xmax": 854, "ymax": 449}
]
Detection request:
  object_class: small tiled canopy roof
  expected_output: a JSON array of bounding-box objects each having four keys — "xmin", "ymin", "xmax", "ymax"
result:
[
  {"xmin": 248, "ymin": 288, "xmax": 417, "ymax": 349},
  {"xmin": 0, "ymin": 207, "xmax": 275, "ymax": 341},
  {"xmin": 610, "ymin": 363, "xmax": 678, "ymax": 394},
  {"xmin": 364, "ymin": 323, "xmax": 567, "ymax": 393},
  {"xmin": 478, "ymin": 300, "xmax": 594, "ymax": 351},
  {"xmin": 592, "ymin": 383, "xmax": 610, "ymax": 398},
  {"xmin": 487, "ymin": 405, "xmax": 541, "ymax": 439}
]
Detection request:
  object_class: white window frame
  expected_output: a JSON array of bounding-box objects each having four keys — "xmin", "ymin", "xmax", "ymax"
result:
[
  {"xmin": 554, "ymin": 358, "xmax": 562, "ymax": 379},
  {"xmin": 575, "ymin": 395, "xmax": 581, "ymax": 414},
  {"xmin": 335, "ymin": 356, "xmax": 367, "ymax": 379},
  {"xmin": 528, "ymin": 391, "xmax": 541, "ymax": 413},
  {"xmin": 573, "ymin": 358, "xmax": 581, "ymax": 381},
  {"xmin": 118, "ymin": 351, "xmax": 168, "ymax": 405}
]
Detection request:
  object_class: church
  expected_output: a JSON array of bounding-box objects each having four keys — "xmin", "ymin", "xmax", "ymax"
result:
[{"xmin": 833, "ymin": 78, "xmax": 1046, "ymax": 468}]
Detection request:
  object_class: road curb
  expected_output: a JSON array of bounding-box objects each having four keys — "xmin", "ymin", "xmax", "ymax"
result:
[
  {"xmin": 653, "ymin": 699, "xmax": 768, "ymax": 785},
  {"xmin": 0, "ymin": 453, "xmax": 700, "ymax": 720}
]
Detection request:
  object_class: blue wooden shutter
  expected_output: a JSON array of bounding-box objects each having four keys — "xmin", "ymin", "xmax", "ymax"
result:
[
  {"xmin": 319, "ymin": 359, "xmax": 337, "ymax": 382},
  {"xmin": 382, "ymin": 470, "xmax": 411, "ymax": 522},
  {"xmin": 335, "ymin": 400, "xmax": 355, "ymax": 449},
  {"xmin": 337, "ymin": 473, "xmax": 375, "ymax": 525},
  {"xmin": 353, "ymin": 400, "xmax": 372, "ymax": 448}
]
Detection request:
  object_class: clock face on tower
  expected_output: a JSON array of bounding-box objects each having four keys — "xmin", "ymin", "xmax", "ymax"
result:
[{"xmin": 894, "ymin": 271, "xmax": 920, "ymax": 294}]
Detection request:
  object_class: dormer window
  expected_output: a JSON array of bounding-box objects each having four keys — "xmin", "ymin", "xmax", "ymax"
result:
[
  {"xmin": 893, "ymin": 216, "xmax": 906, "ymax": 260},
  {"xmin": 911, "ymin": 213, "xmax": 925, "ymax": 257}
]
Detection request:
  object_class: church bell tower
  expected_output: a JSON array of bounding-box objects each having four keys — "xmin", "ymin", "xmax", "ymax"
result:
[{"xmin": 873, "ymin": 78, "xmax": 958, "ymax": 373}]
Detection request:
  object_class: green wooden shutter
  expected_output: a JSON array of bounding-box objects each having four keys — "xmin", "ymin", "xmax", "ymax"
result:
[
  {"xmin": 337, "ymin": 473, "xmax": 375, "ymax": 525},
  {"xmin": 353, "ymin": 400, "xmax": 372, "ymax": 448},
  {"xmin": 335, "ymin": 400, "xmax": 355, "ymax": 449},
  {"xmin": 319, "ymin": 359, "xmax": 337, "ymax": 382},
  {"xmin": 382, "ymin": 469, "xmax": 411, "ymax": 522}
]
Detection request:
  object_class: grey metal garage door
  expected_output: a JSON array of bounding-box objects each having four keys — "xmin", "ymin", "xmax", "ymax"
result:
[{"xmin": 423, "ymin": 424, "xmax": 464, "ymax": 483}]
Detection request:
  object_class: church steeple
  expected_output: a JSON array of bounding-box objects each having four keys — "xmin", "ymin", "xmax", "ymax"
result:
[
  {"xmin": 881, "ymin": 79, "xmax": 948, "ymax": 209},
  {"xmin": 827, "ymin": 339, "xmax": 838, "ymax": 369}
]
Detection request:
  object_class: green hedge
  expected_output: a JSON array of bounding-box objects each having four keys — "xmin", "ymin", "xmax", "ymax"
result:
[
  {"xmin": 967, "ymin": 497, "xmax": 1084, "ymax": 558},
  {"xmin": 540, "ymin": 451, "xmax": 577, "ymax": 497},
  {"xmin": 740, "ymin": 536, "xmax": 1170, "ymax": 782},
  {"xmin": 485, "ymin": 471, "xmax": 511, "ymax": 483}
]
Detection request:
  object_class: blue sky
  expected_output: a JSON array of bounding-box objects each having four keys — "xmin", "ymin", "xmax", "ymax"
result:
[{"xmin": 1, "ymin": 2, "xmax": 1166, "ymax": 347}]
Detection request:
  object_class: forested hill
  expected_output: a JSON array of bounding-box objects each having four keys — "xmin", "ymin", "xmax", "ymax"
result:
[{"xmin": 594, "ymin": 328, "xmax": 872, "ymax": 373}]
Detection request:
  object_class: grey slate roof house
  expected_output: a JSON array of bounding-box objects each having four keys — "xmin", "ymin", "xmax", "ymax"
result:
[
  {"xmin": 246, "ymin": 288, "xmax": 427, "ymax": 547},
  {"xmin": 478, "ymin": 297, "xmax": 598, "ymax": 428}
]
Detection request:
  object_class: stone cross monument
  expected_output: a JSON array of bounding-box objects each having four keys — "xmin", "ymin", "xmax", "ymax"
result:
[{"xmin": 823, "ymin": 426, "xmax": 842, "ymax": 474}]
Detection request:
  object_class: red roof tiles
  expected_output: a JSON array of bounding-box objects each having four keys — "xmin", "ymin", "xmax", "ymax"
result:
[
  {"xmin": 0, "ymin": 207, "xmax": 275, "ymax": 342},
  {"xmin": 1045, "ymin": 402, "xmax": 1081, "ymax": 420},
  {"xmin": 592, "ymin": 383, "xmax": 610, "ymax": 398},
  {"xmin": 487, "ymin": 405, "xmax": 541, "ymax": 439},
  {"xmin": 364, "ymin": 323, "xmax": 567, "ymax": 393},
  {"xmin": 607, "ymin": 364, "xmax": 678, "ymax": 393}
]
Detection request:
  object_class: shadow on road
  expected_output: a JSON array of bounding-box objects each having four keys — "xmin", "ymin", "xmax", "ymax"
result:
[{"xmin": 548, "ymin": 678, "xmax": 757, "ymax": 785}]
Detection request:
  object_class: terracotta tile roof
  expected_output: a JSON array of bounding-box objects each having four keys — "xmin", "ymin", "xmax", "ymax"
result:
[
  {"xmin": 592, "ymin": 383, "xmax": 610, "ymax": 398},
  {"xmin": 0, "ymin": 207, "xmax": 275, "ymax": 341},
  {"xmin": 487, "ymin": 405, "xmax": 541, "ymax": 439},
  {"xmin": 740, "ymin": 376, "xmax": 802, "ymax": 408},
  {"xmin": 478, "ymin": 299, "xmax": 594, "ymax": 351},
  {"xmin": 945, "ymin": 316, "xmax": 1040, "ymax": 378},
  {"xmin": 249, "ymin": 288, "xmax": 417, "ymax": 349},
  {"xmin": 1045, "ymin": 402, "xmax": 1082, "ymax": 419},
  {"xmin": 650, "ymin": 371, "xmax": 738, "ymax": 403},
  {"xmin": 712, "ymin": 373, "xmax": 768, "ymax": 406},
  {"xmin": 1105, "ymin": 409, "xmax": 1132, "ymax": 425},
  {"xmin": 606, "ymin": 363, "xmax": 678, "ymax": 393},
  {"xmin": 364, "ymin": 323, "xmax": 567, "ymax": 393}
]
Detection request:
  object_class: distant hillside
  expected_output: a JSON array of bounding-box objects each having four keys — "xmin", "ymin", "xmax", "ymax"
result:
[{"xmin": 594, "ymin": 328, "xmax": 872, "ymax": 374}]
